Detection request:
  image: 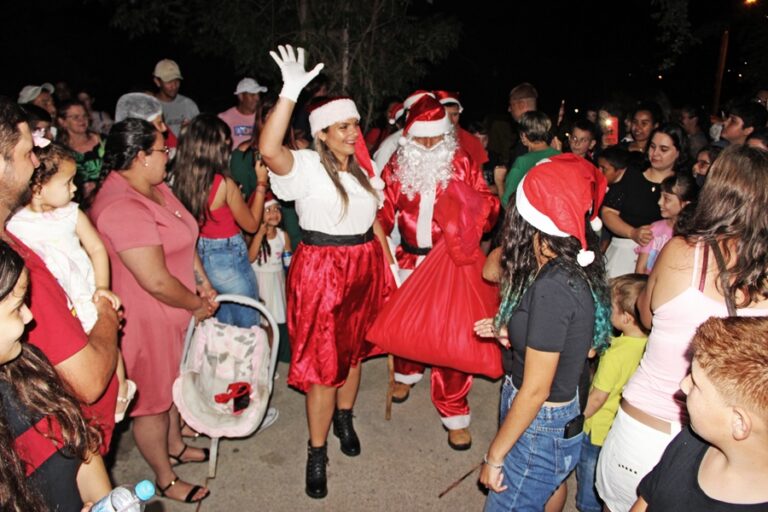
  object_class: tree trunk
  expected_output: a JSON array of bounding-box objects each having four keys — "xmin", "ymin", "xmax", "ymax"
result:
[{"xmin": 342, "ymin": 24, "xmax": 350, "ymax": 93}]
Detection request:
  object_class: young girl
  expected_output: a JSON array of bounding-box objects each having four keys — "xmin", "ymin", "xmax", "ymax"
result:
[
  {"xmin": 635, "ymin": 173, "xmax": 698, "ymax": 274},
  {"xmin": 172, "ymin": 114, "xmax": 266, "ymax": 328},
  {"xmin": 248, "ymin": 192, "xmax": 290, "ymax": 325},
  {"xmin": 0, "ymin": 240, "xmax": 110, "ymax": 511},
  {"xmin": 7, "ymin": 143, "xmax": 135, "ymax": 422}
]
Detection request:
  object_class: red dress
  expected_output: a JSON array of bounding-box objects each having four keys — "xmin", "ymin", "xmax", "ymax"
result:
[{"xmin": 90, "ymin": 173, "xmax": 199, "ymax": 416}]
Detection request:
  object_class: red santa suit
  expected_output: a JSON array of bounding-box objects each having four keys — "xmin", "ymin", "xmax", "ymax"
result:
[{"xmin": 377, "ymin": 128, "xmax": 499, "ymax": 428}]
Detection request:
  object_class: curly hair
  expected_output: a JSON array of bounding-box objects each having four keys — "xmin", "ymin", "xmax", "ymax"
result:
[
  {"xmin": 680, "ymin": 145, "xmax": 768, "ymax": 307},
  {"xmin": 0, "ymin": 241, "xmax": 101, "ymax": 511},
  {"xmin": 29, "ymin": 143, "xmax": 75, "ymax": 194},
  {"xmin": 495, "ymin": 205, "xmax": 612, "ymax": 352},
  {"xmin": 171, "ymin": 114, "xmax": 232, "ymax": 225}
]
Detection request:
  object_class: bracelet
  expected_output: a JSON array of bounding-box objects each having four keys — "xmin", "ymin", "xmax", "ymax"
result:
[
  {"xmin": 483, "ymin": 454, "xmax": 503, "ymax": 470},
  {"xmin": 257, "ymin": 181, "xmax": 268, "ymax": 186}
]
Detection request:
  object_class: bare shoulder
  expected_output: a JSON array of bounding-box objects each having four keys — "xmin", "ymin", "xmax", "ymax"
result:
[{"xmin": 649, "ymin": 237, "xmax": 696, "ymax": 309}]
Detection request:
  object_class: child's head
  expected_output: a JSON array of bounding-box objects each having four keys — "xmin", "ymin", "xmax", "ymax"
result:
[
  {"xmin": 20, "ymin": 103, "xmax": 53, "ymax": 141},
  {"xmin": 597, "ymin": 145, "xmax": 630, "ymax": 185},
  {"xmin": 568, "ymin": 119, "xmax": 597, "ymax": 158},
  {"xmin": 263, "ymin": 194, "xmax": 282, "ymax": 227},
  {"xmin": 519, "ymin": 111, "xmax": 551, "ymax": 145},
  {"xmin": 658, "ymin": 173, "xmax": 698, "ymax": 221},
  {"xmin": 29, "ymin": 143, "xmax": 77, "ymax": 210},
  {"xmin": 683, "ymin": 316, "xmax": 768, "ymax": 444},
  {"xmin": 0, "ymin": 240, "xmax": 31, "ymax": 365},
  {"xmin": 609, "ymin": 273, "xmax": 648, "ymax": 334}
]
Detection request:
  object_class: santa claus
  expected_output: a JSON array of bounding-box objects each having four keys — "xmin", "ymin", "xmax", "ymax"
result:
[{"xmin": 377, "ymin": 95, "xmax": 500, "ymax": 450}]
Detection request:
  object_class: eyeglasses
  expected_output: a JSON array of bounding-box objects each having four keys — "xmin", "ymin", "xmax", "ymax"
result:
[
  {"xmin": 569, "ymin": 136, "xmax": 591, "ymax": 145},
  {"xmin": 695, "ymin": 159, "xmax": 712, "ymax": 167},
  {"xmin": 149, "ymin": 146, "xmax": 170, "ymax": 155}
]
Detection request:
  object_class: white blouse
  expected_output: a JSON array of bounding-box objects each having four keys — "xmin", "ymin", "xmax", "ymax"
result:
[{"xmin": 269, "ymin": 149, "xmax": 378, "ymax": 235}]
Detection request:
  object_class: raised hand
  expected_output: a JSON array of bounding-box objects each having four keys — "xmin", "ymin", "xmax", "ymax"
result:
[{"xmin": 269, "ymin": 44, "xmax": 325, "ymax": 102}]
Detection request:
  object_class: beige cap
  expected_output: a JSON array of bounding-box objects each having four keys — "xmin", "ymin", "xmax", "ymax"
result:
[{"xmin": 153, "ymin": 59, "xmax": 183, "ymax": 82}]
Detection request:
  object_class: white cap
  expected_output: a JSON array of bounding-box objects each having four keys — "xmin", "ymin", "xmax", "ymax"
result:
[
  {"xmin": 235, "ymin": 78, "xmax": 267, "ymax": 95},
  {"xmin": 18, "ymin": 83, "xmax": 54, "ymax": 104}
]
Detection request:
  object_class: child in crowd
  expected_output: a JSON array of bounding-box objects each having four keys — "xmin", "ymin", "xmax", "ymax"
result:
[
  {"xmin": 6, "ymin": 143, "xmax": 135, "ymax": 422},
  {"xmin": 691, "ymin": 144, "xmax": 721, "ymax": 188},
  {"xmin": 633, "ymin": 316, "xmax": 768, "ymax": 511},
  {"xmin": 635, "ymin": 173, "xmax": 698, "ymax": 274},
  {"xmin": 567, "ymin": 119, "xmax": 598, "ymax": 162},
  {"xmin": 577, "ymin": 274, "xmax": 648, "ymax": 512},
  {"xmin": 249, "ymin": 192, "xmax": 290, "ymax": 327},
  {"xmin": 596, "ymin": 145, "xmax": 630, "ymax": 187}
]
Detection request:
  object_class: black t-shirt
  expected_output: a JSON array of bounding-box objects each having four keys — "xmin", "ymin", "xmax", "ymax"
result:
[
  {"xmin": 602, "ymin": 165, "xmax": 664, "ymax": 230},
  {"xmin": 503, "ymin": 262, "xmax": 595, "ymax": 402},
  {"xmin": 0, "ymin": 380, "xmax": 83, "ymax": 511},
  {"xmin": 639, "ymin": 427, "xmax": 768, "ymax": 511}
]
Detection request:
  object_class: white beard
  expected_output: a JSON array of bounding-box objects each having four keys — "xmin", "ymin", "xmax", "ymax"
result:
[{"xmin": 394, "ymin": 132, "xmax": 458, "ymax": 199}]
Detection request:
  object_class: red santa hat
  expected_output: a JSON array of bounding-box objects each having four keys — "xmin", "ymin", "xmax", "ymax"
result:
[
  {"xmin": 308, "ymin": 96, "xmax": 360, "ymax": 137},
  {"xmin": 354, "ymin": 126, "xmax": 385, "ymax": 191},
  {"xmin": 264, "ymin": 190, "xmax": 279, "ymax": 208},
  {"xmin": 403, "ymin": 90, "xmax": 435, "ymax": 110},
  {"xmin": 399, "ymin": 96, "xmax": 452, "ymax": 144},
  {"xmin": 515, "ymin": 153, "xmax": 607, "ymax": 267},
  {"xmin": 388, "ymin": 102, "xmax": 405, "ymax": 125},
  {"xmin": 433, "ymin": 90, "xmax": 463, "ymax": 113}
]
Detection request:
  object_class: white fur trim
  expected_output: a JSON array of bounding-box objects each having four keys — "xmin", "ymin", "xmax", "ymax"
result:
[
  {"xmin": 407, "ymin": 116, "xmax": 452, "ymax": 138},
  {"xmin": 394, "ymin": 372, "xmax": 423, "ymax": 385},
  {"xmin": 441, "ymin": 414, "xmax": 471, "ymax": 430},
  {"xmin": 264, "ymin": 198, "xmax": 279, "ymax": 208},
  {"xmin": 577, "ymin": 249, "xmax": 595, "ymax": 267},
  {"xmin": 369, "ymin": 175, "xmax": 385, "ymax": 191},
  {"xmin": 590, "ymin": 217, "xmax": 603, "ymax": 231},
  {"xmin": 515, "ymin": 175, "xmax": 569, "ymax": 237},
  {"xmin": 416, "ymin": 187, "xmax": 436, "ymax": 248},
  {"xmin": 308, "ymin": 99, "xmax": 360, "ymax": 137},
  {"xmin": 439, "ymin": 98, "xmax": 464, "ymax": 113}
]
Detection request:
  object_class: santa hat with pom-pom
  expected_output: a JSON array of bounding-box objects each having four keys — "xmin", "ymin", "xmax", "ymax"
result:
[
  {"xmin": 433, "ymin": 90, "xmax": 463, "ymax": 113},
  {"xmin": 263, "ymin": 190, "xmax": 279, "ymax": 208},
  {"xmin": 398, "ymin": 95, "xmax": 452, "ymax": 145},
  {"xmin": 403, "ymin": 90, "xmax": 434, "ymax": 110},
  {"xmin": 515, "ymin": 153, "xmax": 607, "ymax": 266},
  {"xmin": 387, "ymin": 102, "xmax": 405, "ymax": 125},
  {"xmin": 308, "ymin": 96, "xmax": 360, "ymax": 137}
]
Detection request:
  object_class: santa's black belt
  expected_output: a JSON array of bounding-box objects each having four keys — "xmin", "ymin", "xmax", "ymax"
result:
[
  {"xmin": 401, "ymin": 239, "xmax": 432, "ymax": 256},
  {"xmin": 301, "ymin": 228, "xmax": 374, "ymax": 246}
]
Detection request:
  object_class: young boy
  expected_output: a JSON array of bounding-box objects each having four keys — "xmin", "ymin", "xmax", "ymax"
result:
[
  {"xmin": 631, "ymin": 316, "xmax": 768, "ymax": 511},
  {"xmin": 576, "ymin": 274, "xmax": 649, "ymax": 512}
]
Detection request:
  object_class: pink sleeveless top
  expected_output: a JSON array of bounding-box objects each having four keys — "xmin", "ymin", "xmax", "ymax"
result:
[
  {"xmin": 199, "ymin": 174, "xmax": 240, "ymax": 239},
  {"xmin": 623, "ymin": 241, "xmax": 768, "ymax": 423}
]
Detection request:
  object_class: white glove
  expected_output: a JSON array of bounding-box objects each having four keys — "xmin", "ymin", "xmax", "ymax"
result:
[
  {"xmin": 268, "ymin": 44, "xmax": 325, "ymax": 102},
  {"xmin": 389, "ymin": 263, "xmax": 403, "ymax": 288}
]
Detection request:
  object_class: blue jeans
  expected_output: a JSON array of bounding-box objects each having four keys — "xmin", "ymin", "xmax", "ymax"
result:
[
  {"xmin": 484, "ymin": 376, "xmax": 583, "ymax": 512},
  {"xmin": 576, "ymin": 435, "xmax": 603, "ymax": 512},
  {"xmin": 197, "ymin": 235, "xmax": 260, "ymax": 328}
]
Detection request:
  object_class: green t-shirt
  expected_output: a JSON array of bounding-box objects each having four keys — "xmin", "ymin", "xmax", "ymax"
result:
[
  {"xmin": 584, "ymin": 334, "xmax": 648, "ymax": 446},
  {"xmin": 501, "ymin": 147, "xmax": 560, "ymax": 205}
]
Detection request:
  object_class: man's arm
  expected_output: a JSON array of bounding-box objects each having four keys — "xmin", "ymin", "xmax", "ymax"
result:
[{"xmin": 54, "ymin": 297, "xmax": 119, "ymax": 404}]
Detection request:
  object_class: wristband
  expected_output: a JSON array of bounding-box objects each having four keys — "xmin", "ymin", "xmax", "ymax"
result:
[{"xmin": 483, "ymin": 454, "xmax": 503, "ymax": 470}]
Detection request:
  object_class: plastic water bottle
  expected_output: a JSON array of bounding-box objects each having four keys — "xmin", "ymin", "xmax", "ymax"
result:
[
  {"xmin": 91, "ymin": 480, "xmax": 155, "ymax": 512},
  {"xmin": 282, "ymin": 250, "xmax": 293, "ymax": 269}
]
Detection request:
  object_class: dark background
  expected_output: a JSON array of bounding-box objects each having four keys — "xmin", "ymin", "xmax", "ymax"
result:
[{"xmin": 5, "ymin": 0, "xmax": 765, "ymax": 124}]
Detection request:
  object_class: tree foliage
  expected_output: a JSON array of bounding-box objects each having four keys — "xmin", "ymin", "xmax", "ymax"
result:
[{"xmin": 107, "ymin": 0, "xmax": 460, "ymax": 125}]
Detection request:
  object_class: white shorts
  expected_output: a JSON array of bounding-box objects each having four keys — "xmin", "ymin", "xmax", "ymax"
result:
[
  {"xmin": 605, "ymin": 237, "xmax": 639, "ymax": 278},
  {"xmin": 595, "ymin": 407, "xmax": 681, "ymax": 512}
]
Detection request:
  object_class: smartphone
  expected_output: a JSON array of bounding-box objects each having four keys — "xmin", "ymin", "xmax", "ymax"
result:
[
  {"xmin": 602, "ymin": 116, "xmax": 619, "ymax": 146},
  {"xmin": 564, "ymin": 414, "xmax": 585, "ymax": 439}
]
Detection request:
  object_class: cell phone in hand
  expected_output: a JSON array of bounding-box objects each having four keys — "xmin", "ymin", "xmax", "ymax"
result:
[{"xmin": 564, "ymin": 414, "xmax": 585, "ymax": 439}]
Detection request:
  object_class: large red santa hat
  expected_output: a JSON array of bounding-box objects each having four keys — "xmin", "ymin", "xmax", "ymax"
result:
[
  {"xmin": 515, "ymin": 153, "xmax": 607, "ymax": 267},
  {"xmin": 399, "ymin": 95, "xmax": 452, "ymax": 144},
  {"xmin": 308, "ymin": 96, "xmax": 360, "ymax": 137},
  {"xmin": 403, "ymin": 90, "xmax": 435, "ymax": 110},
  {"xmin": 354, "ymin": 126, "xmax": 385, "ymax": 191},
  {"xmin": 433, "ymin": 90, "xmax": 463, "ymax": 113}
]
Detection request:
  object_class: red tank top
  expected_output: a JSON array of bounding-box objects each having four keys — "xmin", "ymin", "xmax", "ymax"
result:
[{"xmin": 199, "ymin": 174, "xmax": 241, "ymax": 238}]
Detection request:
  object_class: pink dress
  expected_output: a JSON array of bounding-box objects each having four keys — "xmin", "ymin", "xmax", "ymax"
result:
[{"xmin": 90, "ymin": 173, "xmax": 199, "ymax": 416}]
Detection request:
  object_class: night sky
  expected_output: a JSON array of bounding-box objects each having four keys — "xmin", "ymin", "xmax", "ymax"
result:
[{"xmin": 6, "ymin": 0, "xmax": 764, "ymax": 123}]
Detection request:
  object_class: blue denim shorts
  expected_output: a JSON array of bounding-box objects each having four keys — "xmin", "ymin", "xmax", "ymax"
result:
[
  {"xmin": 484, "ymin": 376, "xmax": 583, "ymax": 512},
  {"xmin": 197, "ymin": 235, "xmax": 260, "ymax": 328}
]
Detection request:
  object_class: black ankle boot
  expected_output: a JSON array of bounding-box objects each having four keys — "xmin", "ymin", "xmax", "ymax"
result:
[
  {"xmin": 332, "ymin": 408, "xmax": 361, "ymax": 457},
  {"xmin": 306, "ymin": 442, "xmax": 328, "ymax": 499}
]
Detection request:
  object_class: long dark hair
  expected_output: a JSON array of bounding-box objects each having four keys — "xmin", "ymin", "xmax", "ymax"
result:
[
  {"xmin": 172, "ymin": 114, "xmax": 232, "ymax": 224},
  {"xmin": 495, "ymin": 205, "xmax": 612, "ymax": 352},
  {"xmin": 646, "ymin": 122, "xmax": 690, "ymax": 172},
  {"xmin": 680, "ymin": 145, "xmax": 768, "ymax": 307},
  {"xmin": 314, "ymin": 133, "xmax": 378, "ymax": 217},
  {"xmin": 0, "ymin": 241, "xmax": 101, "ymax": 511}
]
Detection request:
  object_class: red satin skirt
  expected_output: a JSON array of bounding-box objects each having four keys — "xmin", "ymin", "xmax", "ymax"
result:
[{"xmin": 286, "ymin": 239, "xmax": 393, "ymax": 393}]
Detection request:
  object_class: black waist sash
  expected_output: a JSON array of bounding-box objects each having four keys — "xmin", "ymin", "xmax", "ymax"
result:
[{"xmin": 301, "ymin": 228, "xmax": 374, "ymax": 246}]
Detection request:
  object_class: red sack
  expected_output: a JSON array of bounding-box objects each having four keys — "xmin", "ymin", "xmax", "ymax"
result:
[{"xmin": 367, "ymin": 180, "xmax": 503, "ymax": 378}]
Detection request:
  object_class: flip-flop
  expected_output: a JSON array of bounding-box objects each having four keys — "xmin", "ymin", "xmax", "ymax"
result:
[
  {"xmin": 169, "ymin": 445, "xmax": 210, "ymax": 467},
  {"xmin": 157, "ymin": 476, "xmax": 210, "ymax": 503}
]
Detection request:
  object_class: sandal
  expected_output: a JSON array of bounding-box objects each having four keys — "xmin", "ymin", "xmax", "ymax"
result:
[
  {"xmin": 169, "ymin": 445, "xmax": 210, "ymax": 467},
  {"xmin": 157, "ymin": 476, "xmax": 210, "ymax": 503},
  {"xmin": 114, "ymin": 379, "xmax": 137, "ymax": 423},
  {"xmin": 180, "ymin": 419, "xmax": 201, "ymax": 439}
]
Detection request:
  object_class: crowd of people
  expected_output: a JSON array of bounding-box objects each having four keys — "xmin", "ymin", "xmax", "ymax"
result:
[{"xmin": 3, "ymin": 42, "xmax": 768, "ymax": 512}]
